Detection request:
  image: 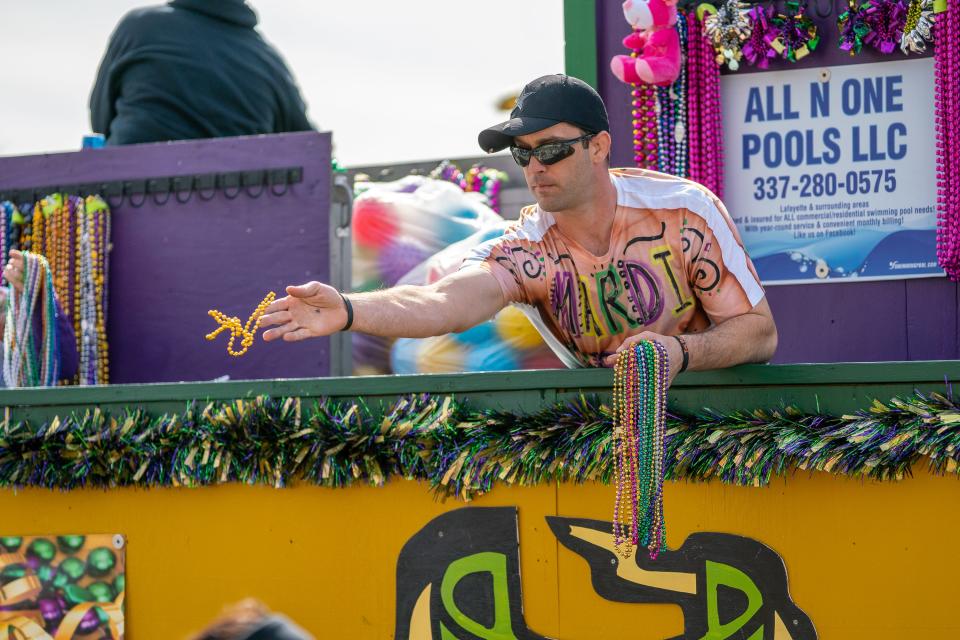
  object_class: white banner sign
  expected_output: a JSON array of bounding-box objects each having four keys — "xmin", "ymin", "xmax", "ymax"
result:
[{"xmin": 722, "ymin": 58, "xmax": 940, "ymax": 284}]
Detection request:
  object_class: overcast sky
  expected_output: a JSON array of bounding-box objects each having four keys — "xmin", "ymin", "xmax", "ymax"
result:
[{"xmin": 0, "ymin": 0, "xmax": 564, "ymax": 166}]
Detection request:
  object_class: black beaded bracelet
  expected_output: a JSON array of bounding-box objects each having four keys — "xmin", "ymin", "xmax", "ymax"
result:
[
  {"xmin": 338, "ymin": 292, "xmax": 353, "ymax": 332},
  {"xmin": 674, "ymin": 335, "xmax": 689, "ymax": 373}
]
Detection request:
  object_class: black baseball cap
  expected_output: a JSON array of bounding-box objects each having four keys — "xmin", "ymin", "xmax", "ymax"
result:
[{"xmin": 478, "ymin": 74, "xmax": 609, "ymax": 153}]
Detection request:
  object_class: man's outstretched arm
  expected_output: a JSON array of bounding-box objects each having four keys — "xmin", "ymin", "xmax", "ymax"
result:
[{"xmin": 260, "ymin": 267, "xmax": 507, "ymax": 343}]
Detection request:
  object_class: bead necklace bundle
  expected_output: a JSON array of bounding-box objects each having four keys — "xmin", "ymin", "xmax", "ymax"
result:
[
  {"xmin": 611, "ymin": 340, "xmax": 669, "ymax": 560},
  {"xmin": 686, "ymin": 9, "xmax": 726, "ymax": 198},
  {"xmin": 0, "ymin": 195, "xmax": 111, "ymax": 385},
  {"xmin": 631, "ymin": 84, "xmax": 659, "ymax": 170},
  {"xmin": 206, "ymin": 292, "xmax": 276, "ymax": 356},
  {"xmin": 0, "ymin": 202, "xmax": 13, "ymax": 271},
  {"xmin": 657, "ymin": 13, "xmax": 690, "ymax": 178},
  {"xmin": 430, "ymin": 162, "xmax": 508, "ymax": 214},
  {"xmin": 2, "ymin": 252, "xmax": 59, "ymax": 387},
  {"xmin": 617, "ymin": 10, "xmax": 725, "ymax": 192},
  {"xmin": 75, "ymin": 197, "xmax": 111, "ymax": 384},
  {"xmin": 935, "ymin": 0, "xmax": 960, "ymax": 280}
]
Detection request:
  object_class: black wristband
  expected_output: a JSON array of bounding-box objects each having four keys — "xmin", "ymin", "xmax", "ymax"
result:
[
  {"xmin": 674, "ymin": 335, "xmax": 689, "ymax": 373},
  {"xmin": 338, "ymin": 291, "xmax": 353, "ymax": 332}
]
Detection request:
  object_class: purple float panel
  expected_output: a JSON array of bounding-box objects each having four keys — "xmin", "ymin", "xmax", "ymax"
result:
[
  {"xmin": 593, "ymin": 2, "xmax": 957, "ymax": 364},
  {"xmin": 0, "ymin": 132, "xmax": 336, "ymax": 383},
  {"xmin": 596, "ymin": 0, "xmax": 636, "ymax": 169}
]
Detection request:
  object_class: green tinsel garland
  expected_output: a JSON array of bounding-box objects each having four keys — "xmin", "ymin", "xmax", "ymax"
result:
[{"xmin": 2, "ymin": 392, "xmax": 959, "ymax": 499}]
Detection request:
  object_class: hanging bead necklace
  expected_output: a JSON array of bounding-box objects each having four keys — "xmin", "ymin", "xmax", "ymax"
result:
[
  {"xmin": 206, "ymin": 292, "xmax": 277, "ymax": 357},
  {"xmin": 629, "ymin": 40, "xmax": 660, "ymax": 171},
  {"xmin": 703, "ymin": 13, "xmax": 725, "ymax": 198},
  {"xmin": 60, "ymin": 196, "xmax": 74, "ymax": 329},
  {"xmin": 611, "ymin": 343, "xmax": 634, "ymax": 556},
  {"xmin": 0, "ymin": 201, "xmax": 10, "ymax": 273},
  {"xmin": 32, "ymin": 198, "xmax": 46, "ymax": 255},
  {"xmin": 935, "ymin": 0, "xmax": 959, "ymax": 279},
  {"xmin": 55, "ymin": 195, "xmax": 70, "ymax": 306},
  {"xmin": 633, "ymin": 84, "xmax": 660, "ymax": 170},
  {"xmin": 684, "ymin": 11, "xmax": 726, "ymax": 197},
  {"xmin": 686, "ymin": 10, "xmax": 703, "ymax": 185},
  {"xmin": 656, "ymin": 87, "xmax": 670, "ymax": 174},
  {"xmin": 39, "ymin": 251, "xmax": 59, "ymax": 386},
  {"xmin": 91, "ymin": 196, "xmax": 111, "ymax": 384},
  {"xmin": 676, "ymin": 13, "xmax": 689, "ymax": 179},
  {"xmin": 611, "ymin": 339, "xmax": 669, "ymax": 559},
  {"xmin": 43, "ymin": 195, "xmax": 57, "ymax": 284},
  {"xmin": 654, "ymin": 14, "xmax": 689, "ymax": 178},
  {"xmin": 21, "ymin": 202, "xmax": 37, "ymax": 252},
  {"xmin": 2, "ymin": 252, "xmax": 59, "ymax": 387},
  {"xmin": 77, "ymin": 195, "xmax": 93, "ymax": 383}
]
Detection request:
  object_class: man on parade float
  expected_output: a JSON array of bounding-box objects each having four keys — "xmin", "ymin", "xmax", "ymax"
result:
[{"xmin": 260, "ymin": 74, "xmax": 778, "ymax": 382}]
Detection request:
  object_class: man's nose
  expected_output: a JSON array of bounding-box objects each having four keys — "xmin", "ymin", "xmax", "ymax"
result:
[{"xmin": 527, "ymin": 155, "xmax": 547, "ymax": 172}]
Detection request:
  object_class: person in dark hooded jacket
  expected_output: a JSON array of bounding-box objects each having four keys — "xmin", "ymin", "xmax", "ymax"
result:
[{"xmin": 90, "ymin": 0, "xmax": 313, "ymax": 145}]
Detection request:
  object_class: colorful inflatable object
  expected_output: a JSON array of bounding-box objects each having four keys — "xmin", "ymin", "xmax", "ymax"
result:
[{"xmin": 351, "ymin": 174, "xmax": 564, "ymax": 375}]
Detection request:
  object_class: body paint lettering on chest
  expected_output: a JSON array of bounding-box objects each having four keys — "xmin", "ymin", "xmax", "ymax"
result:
[
  {"xmin": 551, "ymin": 271, "xmax": 581, "ymax": 337},
  {"xmin": 578, "ymin": 276, "xmax": 604, "ymax": 337},
  {"xmin": 550, "ymin": 272, "xmax": 605, "ymax": 338},
  {"xmin": 595, "ymin": 265, "xmax": 639, "ymax": 334},
  {"xmin": 651, "ymin": 245, "xmax": 694, "ymax": 316},
  {"xmin": 621, "ymin": 260, "xmax": 664, "ymax": 326}
]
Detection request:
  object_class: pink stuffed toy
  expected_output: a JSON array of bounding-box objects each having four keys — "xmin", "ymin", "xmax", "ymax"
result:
[{"xmin": 609, "ymin": 0, "xmax": 682, "ymax": 87}]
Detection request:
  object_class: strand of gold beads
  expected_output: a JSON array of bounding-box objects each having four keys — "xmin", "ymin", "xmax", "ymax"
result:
[{"xmin": 206, "ymin": 292, "xmax": 276, "ymax": 356}]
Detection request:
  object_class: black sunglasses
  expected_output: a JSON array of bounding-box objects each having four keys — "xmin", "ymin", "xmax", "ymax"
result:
[{"xmin": 510, "ymin": 133, "xmax": 595, "ymax": 167}]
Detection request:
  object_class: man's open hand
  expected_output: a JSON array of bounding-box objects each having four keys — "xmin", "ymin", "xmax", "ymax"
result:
[{"xmin": 260, "ymin": 281, "xmax": 348, "ymax": 342}]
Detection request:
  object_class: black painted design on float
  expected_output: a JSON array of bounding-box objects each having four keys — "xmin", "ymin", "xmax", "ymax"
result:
[{"xmin": 394, "ymin": 508, "xmax": 817, "ymax": 639}]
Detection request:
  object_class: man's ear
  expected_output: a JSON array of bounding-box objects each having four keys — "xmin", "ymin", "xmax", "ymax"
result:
[{"xmin": 591, "ymin": 131, "xmax": 613, "ymax": 164}]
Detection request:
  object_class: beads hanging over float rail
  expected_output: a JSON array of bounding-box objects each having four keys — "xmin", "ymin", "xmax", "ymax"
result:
[{"xmin": 611, "ymin": 339, "xmax": 670, "ymax": 560}]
